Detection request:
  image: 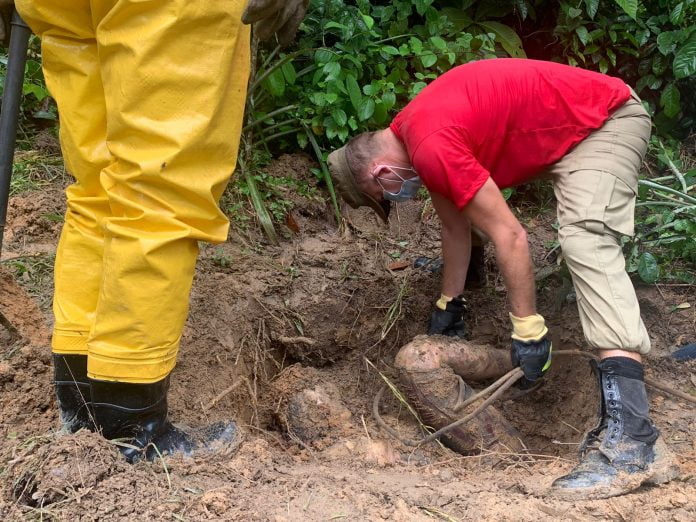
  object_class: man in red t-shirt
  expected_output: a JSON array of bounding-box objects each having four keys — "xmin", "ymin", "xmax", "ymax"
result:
[{"xmin": 328, "ymin": 59, "xmax": 678, "ymax": 498}]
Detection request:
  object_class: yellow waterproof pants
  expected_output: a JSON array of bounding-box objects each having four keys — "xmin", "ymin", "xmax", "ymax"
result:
[{"xmin": 16, "ymin": 0, "xmax": 250, "ymax": 382}]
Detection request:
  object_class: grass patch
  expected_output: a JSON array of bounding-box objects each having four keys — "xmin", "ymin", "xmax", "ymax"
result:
[{"xmin": 10, "ymin": 150, "xmax": 65, "ymax": 196}]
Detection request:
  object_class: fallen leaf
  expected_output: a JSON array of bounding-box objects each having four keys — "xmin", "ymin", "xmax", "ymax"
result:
[
  {"xmin": 387, "ymin": 260, "xmax": 410, "ymax": 271},
  {"xmin": 285, "ymin": 212, "xmax": 300, "ymax": 233}
]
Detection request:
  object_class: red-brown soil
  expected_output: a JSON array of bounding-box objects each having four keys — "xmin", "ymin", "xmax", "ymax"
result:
[{"xmin": 1, "ymin": 154, "xmax": 694, "ymax": 521}]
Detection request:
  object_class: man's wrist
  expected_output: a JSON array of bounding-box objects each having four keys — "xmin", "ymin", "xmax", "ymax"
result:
[
  {"xmin": 435, "ymin": 294, "xmax": 453, "ymax": 311},
  {"xmin": 510, "ymin": 313, "xmax": 548, "ymax": 342}
]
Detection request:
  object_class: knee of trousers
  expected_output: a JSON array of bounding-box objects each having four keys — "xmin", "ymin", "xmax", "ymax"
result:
[{"xmin": 559, "ymin": 224, "xmax": 651, "ymax": 354}]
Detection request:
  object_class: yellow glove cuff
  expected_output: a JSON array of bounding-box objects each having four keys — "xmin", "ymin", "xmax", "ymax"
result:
[
  {"xmin": 510, "ymin": 313, "xmax": 548, "ymax": 342},
  {"xmin": 436, "ymin": 294, "xmax": 453, "ymax": 311}
]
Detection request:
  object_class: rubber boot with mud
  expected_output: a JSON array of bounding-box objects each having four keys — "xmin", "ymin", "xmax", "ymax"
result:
[
  {"xmin": 90, "ymin": 377, "xmax": 237, "ymax": 463},
  {"xmin": 551, "ymin": 357, "xmax": 679, "ymax": 499},
  {"xmin": 54, "ymin": 354, "xmax": 94, "ymax": 433}
]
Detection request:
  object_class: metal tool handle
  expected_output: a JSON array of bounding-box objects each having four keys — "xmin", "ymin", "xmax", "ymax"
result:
[{"xmin": 0, "ymin": 11, "xmax": 31, "ymax": 258}]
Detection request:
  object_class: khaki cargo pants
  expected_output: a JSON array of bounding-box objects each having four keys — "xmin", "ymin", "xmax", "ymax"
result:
[{"xmin": 547, "ymin": 90, "xmax": 652, "ymax": 354}]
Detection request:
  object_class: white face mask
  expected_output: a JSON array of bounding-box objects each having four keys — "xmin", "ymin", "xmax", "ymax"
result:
[{"xmin": 374, "ymin": 164, "xmax": 422, "ymax": 202}]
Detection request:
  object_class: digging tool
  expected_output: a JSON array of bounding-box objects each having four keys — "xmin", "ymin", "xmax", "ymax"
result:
[
  {"xmin": 0, "ymin": 11, "xmax": 49, "ymax": 347},
  {"xmin": 0, "ymin": 10, "xmax": 30, "ymax": 255}
]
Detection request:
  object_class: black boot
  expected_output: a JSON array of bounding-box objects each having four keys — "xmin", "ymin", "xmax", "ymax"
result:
[
  {"xmin": 54, "ymin": 354, "xmax": 94, "ymax": 432},
  {"xmin": 90, "ymin": 376, "xmax": 237, "ymax": 463},
  {"xmin": 465, "ymin": 245, "xmax": 486, "ymax": 288},
  {"xmin": 551, "ymin": 357, "xmax": 679, "ymax": 499}
]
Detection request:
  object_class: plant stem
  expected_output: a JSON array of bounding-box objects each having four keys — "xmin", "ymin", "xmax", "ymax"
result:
[
  {"xmin": 304, "ymin": 125, "xmax": 342, "ymax": 227},
  {"xmin": 638, "ymin": 179, "xmax": 696, "ymax": 205}
]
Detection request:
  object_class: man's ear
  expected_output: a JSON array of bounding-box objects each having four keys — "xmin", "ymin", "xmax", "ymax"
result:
[{"xmin": 370, "ymin": 164, "xmax": 391, "ymax": 179}]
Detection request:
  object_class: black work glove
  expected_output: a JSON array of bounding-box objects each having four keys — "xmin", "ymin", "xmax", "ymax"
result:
[
  {"xmin": 511, "ymin": 336, "xmax": 552, "ymax": 386},
  {"xmin": 509, "ymin": 313, "xmax": 552, "ymax": 388},
  {"xmin": 242, "ymin": 0, "xmax": 309, "ymax": 47},
  {"xmin": 428, "ymin": 295, "xmax": 467, "ymax": 338}
]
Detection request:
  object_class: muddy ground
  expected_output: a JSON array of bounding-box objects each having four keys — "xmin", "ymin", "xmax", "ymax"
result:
[{"xmin": 0, "ymin": 153, "xmax": 694, "ymax": 521}]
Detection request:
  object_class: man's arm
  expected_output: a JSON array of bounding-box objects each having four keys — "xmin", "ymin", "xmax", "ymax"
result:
[
  {"xmin": 460, "ymin": 178, "xmax": 536, "ymax": 317},
  {"xmin": 430, "ymin": 192, "xmax": 471, "ymax": 297}
]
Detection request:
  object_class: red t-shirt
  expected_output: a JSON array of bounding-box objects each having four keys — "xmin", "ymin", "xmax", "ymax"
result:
[{"xmin": 390, "ymin": 58, "xmax": 630, "ymax": 209}]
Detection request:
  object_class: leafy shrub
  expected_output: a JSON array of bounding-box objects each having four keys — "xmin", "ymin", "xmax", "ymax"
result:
[
  {"xmin": 249, "ymin": 0, "xmax": 523, "ymax": 151},
  {"xmin": 0, "ymin": 36, "xmax": 55, "ymax": 122},
  {"xmin": 551, "ymin": 0, "xmax": 696, "ymax": 136}
]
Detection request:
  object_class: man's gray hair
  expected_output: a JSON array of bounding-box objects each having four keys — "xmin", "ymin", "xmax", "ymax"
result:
[{"xmin": 345, "ymin": 131, "xmax": 379, "ymax": 183}]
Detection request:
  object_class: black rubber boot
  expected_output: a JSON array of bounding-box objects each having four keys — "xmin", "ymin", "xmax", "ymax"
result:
[
  {"xmin": 551, "ymin": 357, "xmax": 679, "ymax": 499},
  {"xmin": 90, "ymin": 377, "xmax": 237, "ymax": 463},
  {"xmin": 465, "ymin": 245, "xmax": 486, "ymax": 289},
  {"xmin": 54, "ymin": 354, "xmax": 94, "ymax": 433}
]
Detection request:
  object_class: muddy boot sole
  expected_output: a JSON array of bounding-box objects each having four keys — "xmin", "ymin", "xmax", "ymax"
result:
[{"xmin": 549, "ymin": 439, "xmax": 680, "ymax": 500}]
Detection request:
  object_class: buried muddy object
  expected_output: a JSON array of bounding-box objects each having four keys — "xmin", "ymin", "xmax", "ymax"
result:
[{"xmin": 378, "ymin": 335, "xmax": 696, "ymax": 457}]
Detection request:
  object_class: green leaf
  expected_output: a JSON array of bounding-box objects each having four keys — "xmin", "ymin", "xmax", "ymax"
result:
[
  {"xmin": 360, "ymin": 13, "xmax": 374, "ymax": 30},
  {"xmin": 657, "ymin": 31, "xmax": 679, "ymax": 56},
  {"xmin": 323, "ymin": 21, "xmax": 348, "ymax": 32},
  {"xmin": 357, "ymin": 98, "xmax": 375, "ymax": 121},
  {"xmin": 281, "ymin": 61, "xmax": 296, "ymax": 85},
  {"xmin": 414, "ymin": 0, "xmax": 433, "ymax": 16},
  {"xmin": 568, "ymin": 7, "xmax": 582, "ymax": 18},
  {"xmin": 652, "ymin": 53, "xmax": 669, "ymax": 76},
  {"xmin": 670, "ymin": 2, "xmax": 684, "ymax": 25},
  {"xmin": 314, "ymin": 49, "xmax": 333, "ymax": 64},
  {"xmin": 673, "ymin": 219, "xmax": 691, "ymax": 232},
  {"xmin": 410, "ymin": 81, "xmax": 428, "ymax": 97},
  {"xmin": 420, "ymin": 52, "xmax": 437, "ymax": 68},
  {"xmin": 441, "ymin": 7, "xmax": 472, "ymax": 32},
  {"xmin": 673, "ymin": 32, "xmax": 696, "ymax": 79},
  {"xmin": 576, "ymin": 26, "xmax": 590, "ymax": 46},
  {"xmin": 382, "ymin": 91, "xmax": 396, "ymax": 109},
  {"xmin": 585, "ymin": 0, "xmax": 600, "ymax": 19},
  {"xmin": 478, "ymin": 21, "xmax": 526, "ymax": 58},
  {"xmin": 262, "ymin": 68, "xmax": 285, "ymax": 97},
  {"xmin": 373, "ymin": 102, "xmax": 388, "ymax": 125},
  {"xmin": 637, "ymin": 252, "xmax": 660, "ymax": 283},
  {"xmin": 310, "ymin": 92, "xmax": 326, "ymax": 107},
  {"xmin": 613, "ymin": 0, "xmax": 638, "ymax": 19},
  {"xmin": 331, "ymin": 108, "xmax": 347, "ymax": 127},
  {"xmin": 22, "ymin": 83, "xmax": 49, "ymax": 101},
  {"xmin": 660, "ymin": 83, "xmax": 681, "ymax": 118},
  {"xmin": 323, "ymin": 62, "xmax": 341, "ymax": 80},
  {"xmin": 409, "ymin": 37, "xmax": 423, "ymax": 55},
  {"xmin": 346, "ymin": 75, "xmax": 363, "ymax": 112},
  {"xmin": 429, "ymin": 36, "xmax": 447, "ymax": 51}
]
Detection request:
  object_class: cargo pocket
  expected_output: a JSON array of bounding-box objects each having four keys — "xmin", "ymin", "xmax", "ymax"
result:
[
  {"xmin": 581, "ymin": 171, "xmax": 636, "ymax": 237},
  {"xmin": 604, "ymin": 174, "xmax": 636, "ymax": 237}
]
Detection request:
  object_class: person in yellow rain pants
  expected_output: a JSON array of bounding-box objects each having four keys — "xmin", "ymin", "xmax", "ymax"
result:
[{"xmin": 12, "ymin": 0, "xmax": 308, "ymax": 463}]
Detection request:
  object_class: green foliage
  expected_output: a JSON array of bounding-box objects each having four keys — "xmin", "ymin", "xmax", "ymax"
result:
[
  {"xmin": 625, "ymin": 137, "xmax": 696, "ymax": 283},
  {"xmin": 0, "ymin": 36, "xmax": 56, "ymax": 121},
  {"xmin": 250, "ymin": 0, "xmax": 525, "ymax": 150},
  {"xmin": 551, "ymin": 0, "xmax": 696, "ymax": 135}
]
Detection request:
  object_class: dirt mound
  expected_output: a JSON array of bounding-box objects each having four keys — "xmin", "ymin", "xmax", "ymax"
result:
[
  {"xmin": 7, "ymin": 430, "xmax": 124, "ymax": 509},
  {"xmin": 3, "ymin": 187, "xmax": 64, "ymax": 252}
]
